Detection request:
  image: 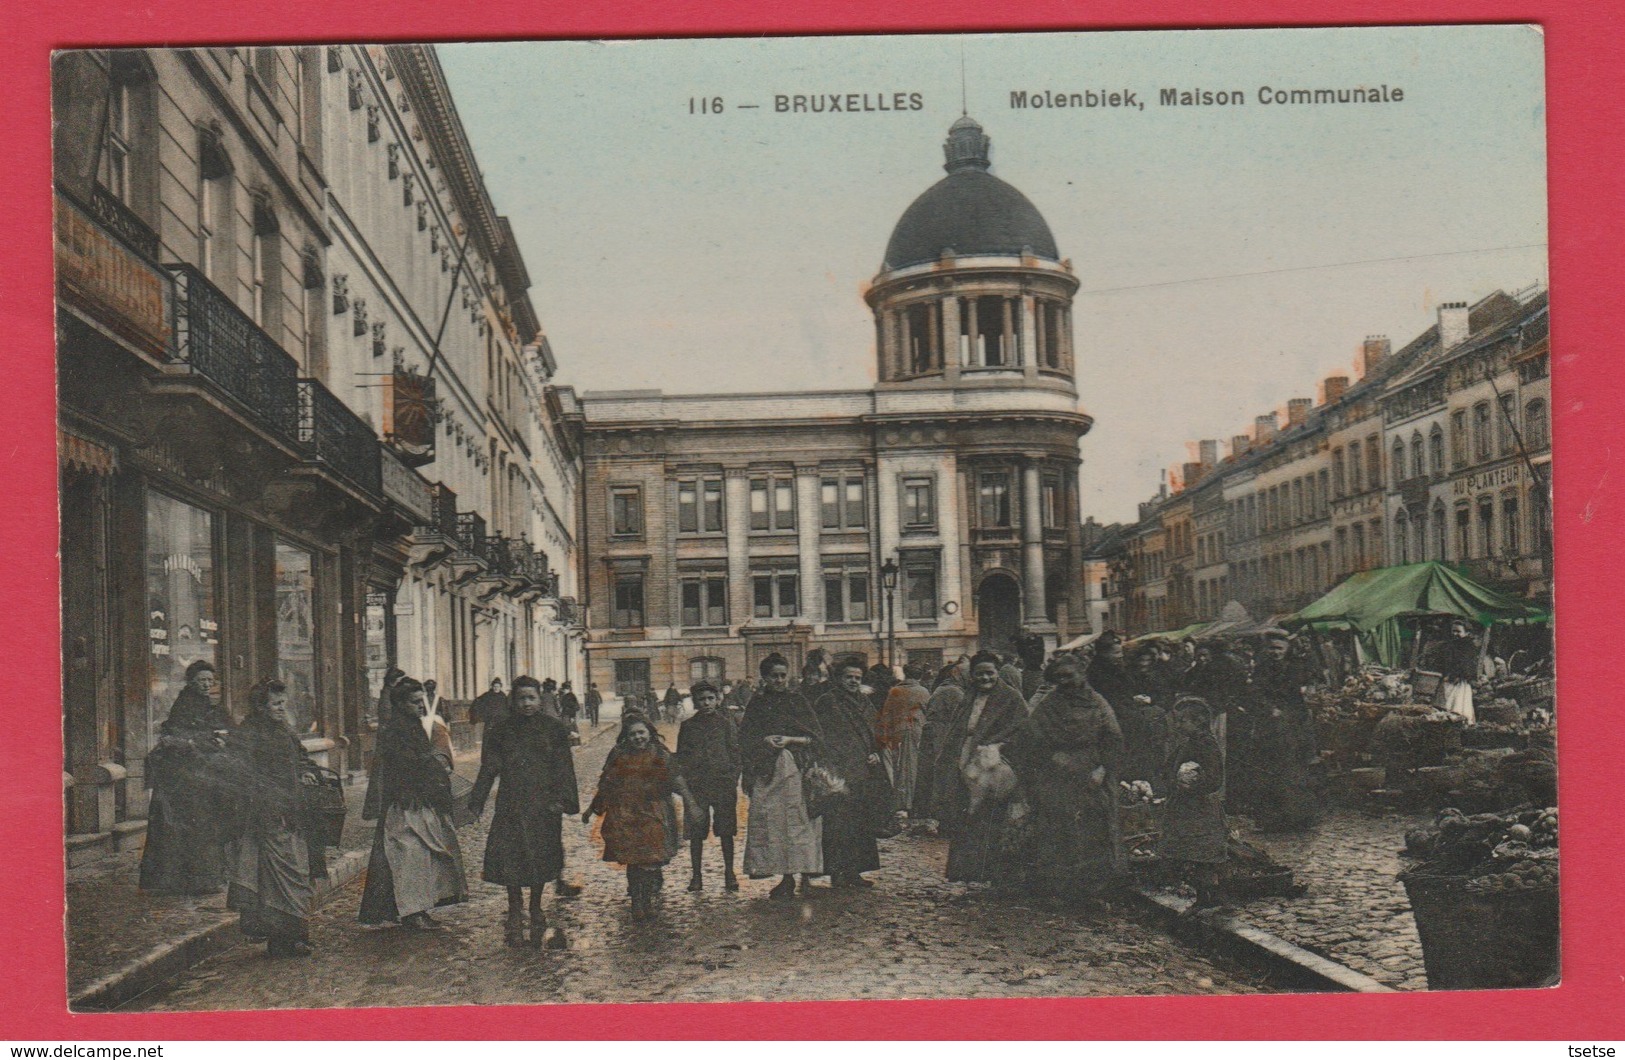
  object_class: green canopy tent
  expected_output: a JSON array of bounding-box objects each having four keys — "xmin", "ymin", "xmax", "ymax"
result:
[
  {"xmin": 1283, "ymin": 561, "xmax": 1549, "ymax": 667},
  {"xmin": 1128, "ymin": 621, "xmax": 1212, "ymax": 645}
]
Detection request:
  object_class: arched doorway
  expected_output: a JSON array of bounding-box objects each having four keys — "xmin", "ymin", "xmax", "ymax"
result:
[{"xmin": 977, "ymin": 572, "xmax": 1022, "ymax": 651}]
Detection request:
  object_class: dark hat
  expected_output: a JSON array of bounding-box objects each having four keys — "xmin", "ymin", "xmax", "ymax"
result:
[{"xmin": 759, "ymin": 652, "xmax": 789, "ymax": 677}]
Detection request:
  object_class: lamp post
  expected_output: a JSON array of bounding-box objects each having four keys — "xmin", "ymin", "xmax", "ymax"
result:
[{"xmin": 881, "ymin": 558, "xmax": 899, "ymax": 671}]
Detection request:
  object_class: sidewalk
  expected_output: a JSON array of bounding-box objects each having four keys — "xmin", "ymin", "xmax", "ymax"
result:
[{"xmin": 67, "ymin": 719, "xmax": 619, "ymax": 1010}]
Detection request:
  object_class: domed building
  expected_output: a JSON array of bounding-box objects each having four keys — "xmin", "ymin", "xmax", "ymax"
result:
[{"xmin": 570, "ymin": 117, "xmax": 1094, "ymax": 696}]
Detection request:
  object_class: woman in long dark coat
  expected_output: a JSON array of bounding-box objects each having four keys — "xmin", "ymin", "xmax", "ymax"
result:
[
  {"xmin": 583, "ymin": 714, "xmax": 693, "ymax": 921},
  {"xmin": 223, "ymin": 680, "xmax": 328, "ymax": 957},
  {"xmin": 739, "ymin": 653, "xmax": 825, "ymax": 898},
  {"xmin": 359, "ymin": 678, "xmax": 468, "ymax": 930},
  {"xmin": 813, "ymin": 660, "xmax": 886, "ymax": 888},
  {"xmin": 1157, "ymin": 696, "xmax": 1229, "ymax": 909},
  {"xmin": 140, "ymin": 660, "xmax": 233, "ymax": 895},
  {"xmin": 932, "ymin": 651, "xmax": 1029, "ymax": 883},
  {"xmin": 1001, "ymin": 653, "xmax": 1125, "ymax": 904},
  {"xmin": 468, "ymin": 675, "xmax": 580, "ymax": 946}
]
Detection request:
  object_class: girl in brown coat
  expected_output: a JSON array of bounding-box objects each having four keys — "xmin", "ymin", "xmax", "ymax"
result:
[{"xmin": 583, "ymin": 715, "xmax": 693, "ymax": 920}]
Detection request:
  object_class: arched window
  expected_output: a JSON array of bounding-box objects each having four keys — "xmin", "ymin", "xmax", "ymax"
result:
[
  {"xmin": 1473, "ymin": 401, "xmax": 1492, "ymax": 460},
  {"xmin": 1392, "ymin": 439, "xmax": 1407, "ymax": 484},
  {"xmin": 1412, "ymin": 508, "xmax": 1427, "ymax": 565},
  {"xmin": 1394, "ymin": 507, "xmax": 1410, "ymax": 564},
  {"xmin": 1410, "ymin": 431, "xmax": 1425, "ymax": 480},
  {"xmin": 1429, "ymin": 426, "xmax": 1445, "ymax": 476},
  {"xmin": 1525, "ymin": 399, "xmax": 1549, "ymax": 449},
  {"xmin": 1431, "ymin": 499, "xmax": 1447, "ymax": 561}
]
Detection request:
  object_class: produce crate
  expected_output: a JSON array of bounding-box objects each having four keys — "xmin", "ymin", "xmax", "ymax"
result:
[
  {"xmin": 1509, "ymin": 678, "xmax": 1556, "ymax": 711},
  {"xmin": 1400, "ymin": 872, "xmax": 1559, "ymax": 989}
]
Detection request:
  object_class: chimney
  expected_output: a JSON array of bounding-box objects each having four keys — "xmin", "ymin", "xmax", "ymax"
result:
[
  {"xmin": 1438, "ymin": 301, "xmax": 1470, "ymax": 351},
  {"xmin": 1232, "ymin": 434, "xmax": 1251, "ymax": 458},
  {"xmin": 1254, "ymin": 412, "xmax": 1278, "ymax": 443},
  {"xmin": 1182, "ymin": 462, "xmax": 1205, "ymax": 489},
  {"xmin": 1287, "ymin": 398, "xmax": 1313, "ymax": 428},
  {"xmin": 1361, "ymin": 335, "xmax": 1390, "ymax": 376},
  {"xmin": 1323, "ymin": 375, "xmax": 1350, "ymax": 404},
  {"xmin": 1198, "ymin": 439, "xmax": 1219, "ymax": 467}
]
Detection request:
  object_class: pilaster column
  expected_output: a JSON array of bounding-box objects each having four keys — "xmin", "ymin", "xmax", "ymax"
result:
[
  {"xmin": 1001, "ymin": 298, "xmax": 1015, "ymax": 367},
  {"xmin": 1020, "ymin": 293, "xmax": 1039, "ymax": 380},
  {"xmin": 965, "ymin": 298, "xmax": 980, "ymax": 366},
  {"xmin": 942, "ymin": 295, "xmax": 962, "ymax": 382},
  {"xmin": 724, "ymin": 467, "xmax": 751, "ymax": 631},
  {"xmin": 1021, "ymin": 459, "xmax": 1047, "ymax": 626},
  {"xmin": 796, "ymin": 465, "xmax": 823, "ymax": 625}
]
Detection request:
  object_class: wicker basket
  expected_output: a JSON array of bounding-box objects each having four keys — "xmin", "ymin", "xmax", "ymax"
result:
[{"xmin": 1400, "ymin": 871, "xmax": 1559, "ymax": 989}]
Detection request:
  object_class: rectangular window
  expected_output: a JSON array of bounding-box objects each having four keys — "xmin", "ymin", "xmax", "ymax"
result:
[
  {"xmin": 675, "ymin": 477, "xmax": 723, "ymax": 535},
  {"xmin": 144, "ymin": 490, "xmax": 218, "ymax": 749},
  {"xmin": 1474, "ymin": 403, "xmax": 1492, "ymax": 460},
  {"xmin": 1367, "ymin": 437, "xmax": 1383, "ymax": 489},
  {"xmin": 978, "ymin": 472, "xmax": 1011, "ymax": 528},
  {"xmin": 677, "ymin": 480, "xmax": 698, "ymax": 534},
  {"xmin": 1451, "ymin": 410, "xmax": 1469, "ymax": 468},
  {"xmin": 1498, "ymin": 394, "xmax": 1518, "ymax": 455},
  {"xmin": 1351, "ymin": 523, "xmax": 1366, "ymax": 570},
  {"xmin": 1369, "ymin": 518, "xmax": 1384, "ymax": 566},
  {"xmin": 1331, "ymin": 449, "xmax": 1345, "ymax": 497},
  {"xmin": 1456, "ymin": 505, "xmax": 1472, "ymax": 559},
  {"xmin": 1502, "ymin": 495, "xmax": 1520, "ymax": 556},
  {"xmin": 751, "ymin": 475, "xmax": 796, "ymax": 531},
  {"xmin": 104, "ymin": 79, "xmax": 131, "ymax": 202},
  {"xmin": 820, "ymin": 475, "xmax": 867, "ymax": 530},
  {"xmin": 1348, "ymin": 445, "xmax": 1364, "ymax": 493},
  {"xmin": 274, "ymin": 540, "xmax": 317, "ymax": 735},
  {"xmin": 751, "ymin": 571, "xmax": 799, "ymax": 618},
  {"xmin": 1042, "ymin": 475, "xmax": 1062, "ymax": 529},
  {"xmin": 1479, "ymin": 497, "xmax": 1496, "ymax": 558},
  {"xmin": 610, "ymin": 486, "xmax": 642, "ymax": 538},
  {"xmin": 680, "ymin": 574, "xmax": 728, "ymax": 628},
  {"xmin": 612, "ymin": 573, "xmax": 645, "ymax": 628},
  {"xmin": 904, "ymin": 564, "xmax": 938, "ymax": 621},
  {"xmin": 903, "ymin": 476, "xmax": 936, "ymax": 530},
  {"xmin": 823, "ymin": 568, "xmax": 869, "ymax": 623}
]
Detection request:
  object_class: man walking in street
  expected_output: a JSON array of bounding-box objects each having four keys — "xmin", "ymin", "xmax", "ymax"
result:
[
  {"xmin": 471, "ymin": 678, "xmax": 510, "ymax": 741},
  {"xmin": 584, "ymin": 682, "xmax": 603, "ymax": 727}
]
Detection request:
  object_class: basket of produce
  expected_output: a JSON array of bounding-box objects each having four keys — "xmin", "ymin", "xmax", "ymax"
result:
[
  {"xmin": 1476, "ymin": 698, "xmax": 1524, "ymax": 728},
  {"xmin": 1372, "ymin": 709, "xmax": 1464, "ymax": 770},
  {"xmin": 1505, "ymin": 677, "xmax": 1556, "ymax": 711},
  {"xmin": 1399, "ymin": 806, "xmax": 1559, "ymax": 989}
]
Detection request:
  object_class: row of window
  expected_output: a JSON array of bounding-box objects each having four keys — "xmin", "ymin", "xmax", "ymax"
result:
[
  {"xmin": 609, "ymin": 470, "xmax": 1067, "ymax": 540},
  {"xmin": 1391, "ymin": 490, "xmax": 1551, "ymax": 566},
  {"xmin": 893, "ymin": 296, "xmax": 1071, "ymax": 376},
  {"xmin": 610, "ymin": 563, "xmax": 940, "ymax": 629}
]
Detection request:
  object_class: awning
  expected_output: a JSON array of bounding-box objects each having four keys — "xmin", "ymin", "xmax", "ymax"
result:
[{"xmin": 59, "ymin": 426, "xmax": 118, "ymax": 475}]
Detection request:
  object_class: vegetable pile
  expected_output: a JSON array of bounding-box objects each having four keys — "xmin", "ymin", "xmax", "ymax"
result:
[{"xmin": 1403, "ymin": 805, "xmax": 1559, "ymax": 894}]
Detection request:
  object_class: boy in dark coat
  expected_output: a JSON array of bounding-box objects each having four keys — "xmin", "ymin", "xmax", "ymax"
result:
[
  {"xmin": 677, "ymin": 681, "xmax": 742, "ymax": 891},
  {"xmin": 467, "ymin": 675, "xmax": 581, "ymax": 947}
]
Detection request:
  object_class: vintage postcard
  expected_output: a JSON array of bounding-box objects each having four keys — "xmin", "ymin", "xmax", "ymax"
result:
[{"xmin": 53, "ymin": 26, "xmax": 1553, "ymax": 1010}]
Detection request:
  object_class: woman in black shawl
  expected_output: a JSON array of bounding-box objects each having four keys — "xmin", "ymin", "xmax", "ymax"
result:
[
  {"xmin": 812, "ymin": 660, "xmax": 886, "ymax": 888},
  {"xmin": 932, "ymin": 651, "xmax": 1029, "ymax": 883},
  {"xmin": 359, "ymin": 677, "xmax": 468, "ymax": 929},
  {"xmin": 739, "ymin": 653, "xmax": 825, "ymax": 899},
  {"xmin": 1001, "ymin": 652, "xmax": 1125, "ymax": 904},
  {"xmin": 468, "ymin": 675, "xmax": 580, "ymax": 946},
  {"xmin": 223, "ymin": 680, "xmax": 327, "ymax": 957},
  {"xmin": 140, "ymin": 660, "xmax": 233, "ymax": 895}
]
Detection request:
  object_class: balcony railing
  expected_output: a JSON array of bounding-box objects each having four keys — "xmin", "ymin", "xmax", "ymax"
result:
[
  {"xmin": 487, "ymin": 535, "xmax": 524, "ymax": 578},
  {"xmin": 455, "ymin": 511, "xmax": 489, "ymax": 561},
  {"xmin": 420, "ymin": 484, "xmax": 459, "ymax": 539},
  {"xmin": 298, "ymin": 379, "xmax": 383, "ymax": 497},
  {"xmin": 89, "ymin": 184, "xmax": 160, "ymax": 261},
  {"xmin": 380, "ymin": 446, "xmax": 435, "ymax": 524},
  {"xmin": 166, "ymin": 263, "xmax": 300, "ymax": 444}
]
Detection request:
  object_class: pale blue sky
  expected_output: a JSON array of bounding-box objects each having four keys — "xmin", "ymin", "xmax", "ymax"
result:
[{"xmin": 439, "ymin": 26, "xmax": 1547, "ymax": 522}]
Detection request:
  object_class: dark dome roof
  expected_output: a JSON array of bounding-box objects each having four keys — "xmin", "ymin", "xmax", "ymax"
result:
[
  {"xmin": 882, "ymin": 116, "xmax": 1059, "ymax": 270},
  {"xmin": 884, "ymin": 169, "xmax": 1060, "ymax": 269}
]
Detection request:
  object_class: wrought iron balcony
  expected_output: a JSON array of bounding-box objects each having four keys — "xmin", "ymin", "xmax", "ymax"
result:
[
  {"xmin": 455, "ymin": 511, "xmax": 489, "ymax": 561},
  {"xmin": 89, "ymin": 183, "xmax": 160, "ymax": 261},
  {"xmin": 166, "ymin": 263, "xmax": 300, "ymax": 445},
  {"xmin": 487, "ymin": 535, "xmax": 525, "ymax": 578},
  {"xmin": 298, "ymin": 379, "xmax": 383, "ymax": 497}
]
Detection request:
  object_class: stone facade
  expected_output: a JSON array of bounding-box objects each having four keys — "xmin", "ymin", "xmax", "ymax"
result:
[{"xmin": 572, "ymin": 117, "xmax": 1094, "ymax": 698}]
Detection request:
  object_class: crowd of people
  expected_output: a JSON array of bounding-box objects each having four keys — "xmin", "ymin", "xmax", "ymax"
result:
[{"xmin": 136, "ymin": 626, "xmax": 1336, "ymax": 957}]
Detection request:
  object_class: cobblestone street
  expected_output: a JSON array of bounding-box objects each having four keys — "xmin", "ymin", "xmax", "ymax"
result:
[{"xmin": 129, "ymin": 720, "xmax": 1269, "ymax": 1010}]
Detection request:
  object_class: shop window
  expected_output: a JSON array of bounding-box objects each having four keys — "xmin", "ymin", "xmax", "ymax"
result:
[
  {"xmin": 144, "ymin": 490, "xmax": 218, "ymax": 749},
  {"xmin": 274, "ymin": 540, "xmax": 317, "ymax": 734}
]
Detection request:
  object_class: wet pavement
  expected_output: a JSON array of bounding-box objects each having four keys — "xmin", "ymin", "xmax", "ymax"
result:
[{"xmin": 126, "ymin": 717, "xmax": 1271, "ymax": 1009}]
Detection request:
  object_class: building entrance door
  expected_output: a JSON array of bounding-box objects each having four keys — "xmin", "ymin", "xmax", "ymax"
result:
[
  {"xmin": 977, "ymin": 572, "xmax": 1022, "ymax": 651},
  {"xmin": 613, "ymin": 659, "xmax": 650, "ymax": 704}
]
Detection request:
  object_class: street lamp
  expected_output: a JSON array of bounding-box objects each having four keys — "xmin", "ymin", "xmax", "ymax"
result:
[{"xmin": 880, "ymin": 558, "xmax": 900, "ymax": 671}]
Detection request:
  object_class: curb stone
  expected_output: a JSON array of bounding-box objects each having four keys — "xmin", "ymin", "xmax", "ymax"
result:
[
  {"xmin": 70, "ymin": 846, "xmax": 372, "ymax": 1012},
  {"xmin": 1130, "ymin": 887, "xmax": 1397, "ymax": 993}
]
